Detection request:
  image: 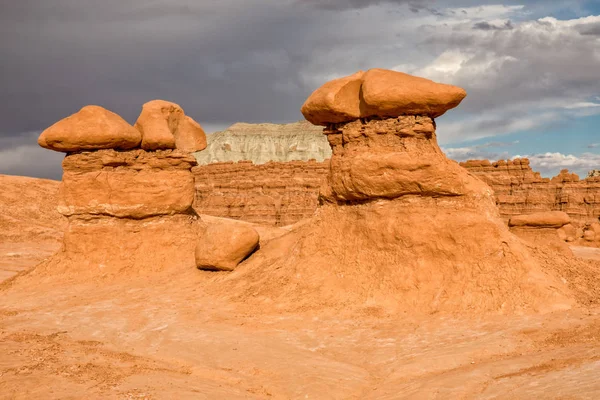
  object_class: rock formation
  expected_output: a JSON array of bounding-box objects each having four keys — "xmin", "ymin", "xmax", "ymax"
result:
[
  {"xmin": 134, "ymin": 100, "xmax": 207, "ymax": 152},
  {"xmin": 193, "ymin": 121, "xmax": 330, "ymax": 165},
  {"xmin": 300, "ymin": 68, "xmax": 466, "ymax": 126},
  {"xmin": 212, "ymin": 69, "xmax": 572, "ymax": 314},
  {"xmin": 461, "ymin": 159, "xmax": 600, "ymax": 244},
  {"xmin": 587, "ymin": 169, "xmax": 600, "ymax": 178},
  {"xmin": 508, "ymin": 211, "xmax": 573, "ymax": 256},
  {"xmin": 193, "ymin": 160, "xmax": 328, "ymax": 226},
  {"xmin": 192, "ymin": 121, "xmax": 330, "ymax": 226},
  {"xmin": 38, "ymin": 105, "xmax": 141, "ymax": 152},
  {"xmin": 35, "ymin": 104, "xmax": 204, "ymax": 277},
  {"xmin": 195, "ymin": 221, "xmax": 259, "ymax": 271},
  {"xmin": 0, "ymin": 175, "xmax": 65, "ymax": 245}
]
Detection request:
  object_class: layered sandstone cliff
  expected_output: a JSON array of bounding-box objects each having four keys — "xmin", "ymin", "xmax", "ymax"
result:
[
  {"xmin": 192, "ymin": 120, "xmax": 330, "ymax": 226},
  {"xmin": 461, "ymin": 159, "xmax": 600, "ymax": 241},
  {"xmin": 193, "ymin": 121, "xmax": 330, "ymax": 165},
  {"xmin": 193, "ymin": 160, "xmax": 328, "ymax": 226}
]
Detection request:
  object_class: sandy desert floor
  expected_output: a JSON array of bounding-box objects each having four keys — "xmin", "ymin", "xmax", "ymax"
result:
[{"xmin": 1, "ymin": 242, "xmax": 600, "ymax": 400}]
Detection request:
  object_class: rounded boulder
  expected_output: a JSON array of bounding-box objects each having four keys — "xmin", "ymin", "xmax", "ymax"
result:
[
  {"xmin": 195, "ymin": 222, "xmax": 260, "ymax": 271},
  {"xmin": 38, "ymin": 105, "xmax": 141, "ymax": 152}
]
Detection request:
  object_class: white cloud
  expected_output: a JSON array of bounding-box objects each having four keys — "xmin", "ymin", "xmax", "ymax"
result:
[{"xmin": 516, "ymin": 152, "xmax": 600, "ymax": 177}]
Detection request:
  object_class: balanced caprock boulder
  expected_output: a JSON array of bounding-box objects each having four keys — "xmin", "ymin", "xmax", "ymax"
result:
[{"xmin": 212, "ymin": 69, "xmax": 573, "ymax": 315}]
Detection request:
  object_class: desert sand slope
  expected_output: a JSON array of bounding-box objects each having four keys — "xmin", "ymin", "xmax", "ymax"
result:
[
  {"xmin": 0, "ymin": 174, "xmax": 65, "ymax": 243},
  {"xmin": 0, "ymin": 174, "xmax": 65, "ymax": 282}
]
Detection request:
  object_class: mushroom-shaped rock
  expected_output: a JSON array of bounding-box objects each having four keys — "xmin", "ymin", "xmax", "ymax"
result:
[
  {"xmin": 196, "ymin": 222, "xmax": 259, "ymax": 271},
  {"xmin": 360, "ymin": 69, "xmax": 466, "ymax": 119},
  {"xmin": 38, "ymin": 105, "xmax": 141, "ymax": 152},
  {"xmin": 301, "ymin": 71, "xmax": 364, "ymax": 126},
  {"xmin": 508, "ymin": 211, "xmax": 571, "ymax": 228},
  {"xmin": 134, "ymin": 100, "xmax": 207, "ymax": 152},
  {"xmin": 300, "ymin": 68, "xmax": 467, "ymax": 125}
]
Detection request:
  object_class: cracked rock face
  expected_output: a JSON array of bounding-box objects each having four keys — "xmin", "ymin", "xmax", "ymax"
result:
[
  {"xmin": 59, "ymin": 149, "xmax": 197, "ymax": 219},
  {"xmin": 320, "ymin": 116, "xmax": 488, "ymax": 202}
]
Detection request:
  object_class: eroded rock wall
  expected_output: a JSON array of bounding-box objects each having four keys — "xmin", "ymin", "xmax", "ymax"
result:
[
  {"xmin": 193, "ymin": 121, "xmax": 330, "ymax": 165},
  {"xmin": 461, "ymin": 159, "xmax": 600, "ymax": 227},
  {"xmin": 193, "ymin": 160, "xmax": 328, "ymax": 226}
]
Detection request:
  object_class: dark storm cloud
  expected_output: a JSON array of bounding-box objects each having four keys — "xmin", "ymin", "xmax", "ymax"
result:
[
  {"xmin": 473, "ymin": 20, "xmax": 514, "ymax": 30},
  {"xmin": 297, "ymin": 0, "xmax": 430, "ymax": 11},
  {"xmin": 0, "ymin": 0, "xmax": 327, "ymax": 140}
]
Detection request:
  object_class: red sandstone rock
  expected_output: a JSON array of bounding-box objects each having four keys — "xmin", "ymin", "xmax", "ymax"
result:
[
  {"xmin": 322, "ymin": 117, "xmax": 486, "ymax": 202},
  {"xmin": 195, "ymin": 221, "xmax": 259, "ymax": 271},
  {"xmin": 557, "ymin": 223, "xmax": 577, "ymax": 242},
  {"xmin": 300, "ymin": 71, "xmax": 364, "ymax": 126},
  {"xmin": 509, "ymin": 225, "xmax": 573, "ymax": 257},
  {"xmin": 193, "ymin": 160, "xmax": 327, "ymax": 226},
  {"xmin": 38, "ymin": 105, "xmax": 141, "ymax": 152},
  {"xmin": 134, "ymin": 100, "xmax": 207, "ymax": 152},
  {"xmin": 360, "ymin": 69, "xmax": 467, "ymax": 119},
  {"xmin": 0, "ymin": 174, "xmax": 66, "ymax": 244},
  {"xmin": 462, "ymin": 160, "xmax": 600, "ymax": 244},
  {"xmin": 508, "ymin": 211, "xmax": 571, "ymax": 228},
  {"xmin": 59, "ymin": 149, "xmax": 196, "ymax": 219},
  {"xmin": 300, "ymin": 69, "xmax": 466, "ymax": 125}
]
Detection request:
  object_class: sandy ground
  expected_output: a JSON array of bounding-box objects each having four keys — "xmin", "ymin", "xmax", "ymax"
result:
[
  {"xmin": 571, "ymin": 246, "xmax": 600, "ymax": 261},
  {"xmin": 1, "ymin": 244, "xmax": 600, "ymax": 399}
]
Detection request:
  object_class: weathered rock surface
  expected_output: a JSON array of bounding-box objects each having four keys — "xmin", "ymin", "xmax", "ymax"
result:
[
  {"xmin": 193, "ymin": 160, "xmax": 327, "ymax": 226},
  {"xmin": 195, "ymin": 221, "xmax": 259, "ymax": 271},
  {"xmin": 461, "ymin": 159, "xmax": 600, "ymax": 245},
  {"xmin": 508, "ymin": 211, "xmax": 571, "ymax": 228},
  {"xmin": 0, "ymin": 175, "xmax": 66, "ymax": 282},
  {"xmin": 300, "ymin": 71, "xmax": 364, "ymax": 126},
  {"xmin": 35, "ymin": 107, "xmax": 202, "ymax": 277},
  {"xmin": 508, "ymin": 212, "xmax": 573, "ymax": 256},
  {"xmin": 322, "ymin": 116, "xmax": 483, "ymax": 201},
  {"xmin": 360, "ymin": 69, "xmax": 467, "ymax": 119},
  {"xmin": 59, "ymin": 149, "xmax": 196, "ymax": 219},
  {"xmin": 0, "ymin": 175, "xmax": 65, "ymax": 244},
  {"xmin": 301, "ymin": 69, "xmax": 466, "ymax": 125},
  {"xmin": 194, "ymin": 121, "xmax": 330, "ymax": 165},
  {"xmin": 38, "ymin": 105, "xmax": 141, "ymax": 152},
  {"xmin": 134, "ymin": 100, "xmax": 207, "ymax": 152}
]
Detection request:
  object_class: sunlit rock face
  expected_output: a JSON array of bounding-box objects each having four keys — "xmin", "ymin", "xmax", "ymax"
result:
[{"xmin": 193, "ymin": 121, "xmax": 331, "ymax": 165}]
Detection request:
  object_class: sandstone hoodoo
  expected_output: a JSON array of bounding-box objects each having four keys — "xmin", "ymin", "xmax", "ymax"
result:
[
  {"xmin": 134, "ymin": 99, "xmax": 207, "ymax": 153},
  {"xmin": 195, "ymin": 221, "xmax": 260, "ymax": 271},
  {"xmin": 216, "ymin": 69, "xmax": 573, "ymax": 314},
  {"xmin": 34, "ymin": 105, "xmax": 201, "ymax": 277}
]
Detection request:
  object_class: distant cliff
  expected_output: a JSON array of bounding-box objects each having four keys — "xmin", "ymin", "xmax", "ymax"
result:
[{"xmin": 193, "ymin": 121, "xmax": 331, "ymax": 165}]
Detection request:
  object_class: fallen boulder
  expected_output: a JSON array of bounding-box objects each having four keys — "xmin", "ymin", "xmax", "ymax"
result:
[
  {"xmin": 509, "ymin": 211, "xmax": 571, "ymax": 228},
  {"xmin": 196, "ymin": 222, "xmax": 259, "ymax": 271}
]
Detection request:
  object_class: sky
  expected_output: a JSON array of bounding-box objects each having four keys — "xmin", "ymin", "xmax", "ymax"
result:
[{"xmin": 0, "ymin": 0, "xmax": 599, "ymax": 179}]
